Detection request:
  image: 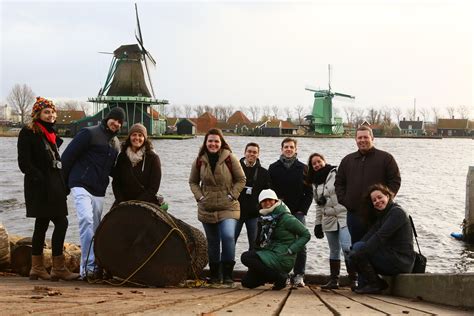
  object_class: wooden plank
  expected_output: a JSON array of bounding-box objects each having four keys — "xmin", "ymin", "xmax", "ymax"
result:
[
  {"xmin": 309, "ymin": 286, "xmax": 385, "ymax": 315},
  {"xmin": 213, "ymin": 286, "xmax": 289, "ymax": 316},
  {"xmin": 280, "ymin": 286, "xmax": 332, "ymax": 315}
]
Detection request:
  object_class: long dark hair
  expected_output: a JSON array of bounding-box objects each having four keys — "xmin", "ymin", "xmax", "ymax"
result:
[
  {"xmin": 304, "ymin": 152, "xmax": 326, "ymax": 186},
  {"xmin": 198, "ymin": 128, "xmax": 232, "ymax": 157},
  {"xmin": 121, "ymin": 137, "xmax": 153, "ymax": 153}
]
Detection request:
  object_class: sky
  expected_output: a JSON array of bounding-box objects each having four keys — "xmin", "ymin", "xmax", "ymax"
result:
[{"xmin": 1, "ymin": 0, "xmax": 473, "ymax": 118}]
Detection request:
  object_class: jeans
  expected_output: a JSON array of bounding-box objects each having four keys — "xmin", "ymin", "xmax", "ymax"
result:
[
  {"xmin": 32, "ymin": 216, "xmax": 69, "ymax": 256},
  {"xmin": 292, "ymin": 212, "xmax": 306, "ymax": 275},
  {"xmin": 235, "ymin": 217, "xmax": 258, "ymax": 251},
  {"xmin": 352, "ymin": 241, "xmax": 402, "ymax": 276},
  {"xmin": 325, "ymin": 226, "xmax": 352, "ymax": 260},
  {"xmin": 71, "ymin": 187, "xmax": 104, "ymax": 277},
  {"xmin": 202, "ymin": 218, "xmax": 237, "ymax": 263},
  {"xmin": 347, "ymin": 211, "xmax": 368, "ymax": 245}
]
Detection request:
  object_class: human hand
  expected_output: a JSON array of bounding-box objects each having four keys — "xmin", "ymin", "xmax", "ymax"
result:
[{"xmin": 314, "ymin": 224, "xmax": 324, "ymax": 239}]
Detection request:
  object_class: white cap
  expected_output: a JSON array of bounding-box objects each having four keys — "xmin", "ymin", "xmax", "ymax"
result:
[{"xmin": 258, "ymin": 189, "xmax": 279, "ymax": 204}]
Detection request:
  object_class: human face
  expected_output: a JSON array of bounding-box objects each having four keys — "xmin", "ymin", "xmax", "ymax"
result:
[
  {"xmin": 356, "ymin": 130, "xmax": 374, "ymax": 153},
  {"xmin": 370, "ymin": 190, "xmax": 390, "ymax": 211},
  {"xmin": 244, "ymin": 146, "xmax": 259, "ymax": 164},
  {"xmin": 130, "ymin": 132, "xmax": 145, "ymax": 152},
  {"xmin": 281, "ymin": 141, "xmax": 297, "ymax": 158},
  {"xmin": 260, "ymin": 199, "xmax": 277, "ymax": 209},
  {"xmin": 39, "ymin": 108, "xmax": 56, "ymax": 123},
  {"xmin": 107, "ymin": 118, "xmax": 122, "ymax": 133},
  {"xmin": 311, "ymin": 155, "xmax": 326, "ymax": 171},
  {"xmin": 206, "ymin": 134, "xmax": 222, "ymax": 153}
]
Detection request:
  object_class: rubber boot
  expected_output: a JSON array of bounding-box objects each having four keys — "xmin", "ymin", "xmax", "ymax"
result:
[
  {"xmin": 29, "ymin": 255, "xmax": 51, "ymax": 280},
  {"xmin": 51, "ymin": 255, "xmax": 80, "ymax": 281},
  {"xmin": 208, "ymin": 262, "xmax": 222, "ymax": 284},
  {"xmin": 353, "ymin": 258, "xmax": 388, "ymax": 294},
  {"xmin": 345, "ymin": 260, "xmax": 358, "ymax": 291},
  {"xmin": 321, "ymin": 259, "xmax": 340, "ymax": 289},
  {"xmin": 222, "ymin": 261, "xmax": 235, "ymax": 286}
]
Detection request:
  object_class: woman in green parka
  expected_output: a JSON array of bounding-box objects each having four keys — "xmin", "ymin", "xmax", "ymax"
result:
[{"xmin": 241, "ymin": 189, "xmax": 311, "ymax": 290}]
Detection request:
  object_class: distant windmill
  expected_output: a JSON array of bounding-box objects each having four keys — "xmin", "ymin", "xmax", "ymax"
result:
[
  {"xmin": 305, "ymin": 65, "xmax": 355, "ymax": 134},
  {"xmin": 83, "ymin": 3, "xmax": 168, "ymax": 137}
]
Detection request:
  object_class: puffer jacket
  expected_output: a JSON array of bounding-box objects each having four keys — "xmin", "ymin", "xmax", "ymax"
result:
[
  {"xmin": 189, "ymin": 149, "xmax": 246, "ymax": 224},
  {"xmin": 256, "ymin": 201, "xmax": 311, "ymax": 274},
  {"xmin": 314, "ymin": 168, "xmax": 348, "ymax": 232}
]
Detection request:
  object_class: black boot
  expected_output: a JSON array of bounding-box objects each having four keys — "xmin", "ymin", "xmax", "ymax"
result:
[
  {"xmin": 271, "ymin": 273, "xmax": 288, "ymax": 291},
  {"xmin": 321, "ymin": 259, "xmax": 340, "ymax": 289},
  {"xmin": 345, "ymin": 260, "xmax": 358, "ymax": 291},
  {"xmin": 209, "ymin": 262, "xmax": 222, "ymax": 284},
  {"xmin": 353, "ymin": 257, "xmax": 388, "ymax": 294},
  {"xmin": 222, "ymin": 261, "xmax": 235, "ymax": 285}
]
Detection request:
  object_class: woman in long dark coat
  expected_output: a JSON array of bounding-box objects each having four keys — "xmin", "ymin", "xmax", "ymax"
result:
[
  {"xmin": 17, "ymin": 97, "xmax": 79, "ymax": 281},
  {"xmin": 112, "ymin": 123, "xmax": 162, "ymax": 205}
]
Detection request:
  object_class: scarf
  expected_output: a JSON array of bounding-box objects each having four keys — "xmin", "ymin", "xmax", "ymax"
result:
[
  {"xmin": 126, "ymin": 146, "xmax": 146, "ymax": 167},
  {"xmin": 257, "ymin": 201, "xmax": 284, "ymax": 248},
  {"xmin": 279, "ymin": 154, "xmax": 297, "ymax": 169},
  {"xmin": 35, "ymin": 121, "xmax": 56, "ymax": 145},
  {"xmin": 207, "ymin": 152, "xmax": 219, "ymax": 173},
  {"xmin": 313, "ymin": 164, "xmax": 336, "ymax": 185}
]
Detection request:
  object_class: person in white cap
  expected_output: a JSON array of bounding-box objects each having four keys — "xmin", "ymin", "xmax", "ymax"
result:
[{"xmin": 240, "ymin": 189, "xmax": 310, "ymax": 290}]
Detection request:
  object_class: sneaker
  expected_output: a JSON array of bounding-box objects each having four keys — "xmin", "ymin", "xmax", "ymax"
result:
[{"xmin": 293, "ymin": 274, "xmax": 305, "ymax": 287}]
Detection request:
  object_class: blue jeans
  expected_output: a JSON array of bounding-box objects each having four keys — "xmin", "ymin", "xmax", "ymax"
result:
[
  {"xmin": 293, "ymin": 212, "xmax": 306, "ymax": 275},
  {"xmin": 326, "ymin": 226, "xmax": 352, "ymax": 260},
  {"xmin": 347, "ymin": 211, "xmax": 368, "ymax": 245},
  {"xmin": 352, "ymin": 241, "xmax": 401, "ymax": 276},
  {"xmin": 71, "ymin": 187, "xmax": 104, "ymax": 277},
  {"xmin": 202, "ymin": 218, "xmax": 237, "ymax": 263},
  {"xmin": 235, "ymin": 217, "xmax": 258, "ymax": 251}
]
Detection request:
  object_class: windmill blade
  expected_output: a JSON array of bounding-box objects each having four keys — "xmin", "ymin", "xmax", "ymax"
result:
[
  {"xmin": 98, "ymin": 51, "xmax": 114, "ymax": 55},
  {"xmin": 334, "ymin": 92, "xmax": 355, "ymax": 99},
  {"xmin": 145, "ymin": 51, "xmax": 156, "ymax": 65},
  {"xmin": 305, "ymin": 87, "xmax": 318, "ymax": 93},
  {"xmin": 143, "ymin": 57, "xmax": 156, "ymax": 99},
  {"xmin": 135, "ymin": 3, "xmax": 144, "ymax": 46}
]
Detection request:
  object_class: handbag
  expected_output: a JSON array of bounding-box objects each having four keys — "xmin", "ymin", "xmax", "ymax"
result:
[{"xmin": 409, "ymin": 215, "xmax": 427, "ymax": 273}]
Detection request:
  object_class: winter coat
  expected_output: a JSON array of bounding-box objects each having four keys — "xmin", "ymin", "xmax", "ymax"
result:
[
  {"xmin": 238, "ymin": 158, "xmax": 271, "ymax": 221},
  {"xmin": 189, "ymin": 149, "xmax": 246, "ymax": 224},
  {"xmin": 256, "ymin": 201, "xmax": 311, "ymax": 274},
  {"xmin": 314, "ymin": 168, "xmax": 348, "ymax": 232},
  {"xmin": 112, "ymin": 149, "xmax": 162, "ymax": 204},
  {"xmin": 359, "ymin": 202, "xmax": 416, "ymax": 273},
  {"xmin": 17, "ymin": 126, "xmax": 68, "ymax": 218},
  {"xmin": 268, "ymin": 159, "xmax": 313, "ymax": 215},
  {"xmin": 61, "ymin": 123, "xmax": 120, "ymax": 197},
  {"xmin": 335, "ymin": 147, "xmax": 401, "ymax": 215}
]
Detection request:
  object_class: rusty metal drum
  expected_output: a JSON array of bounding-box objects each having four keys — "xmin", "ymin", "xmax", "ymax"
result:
[{"xmin": 94, "ymin": 201, "xmax": 208, "ymax": 286}]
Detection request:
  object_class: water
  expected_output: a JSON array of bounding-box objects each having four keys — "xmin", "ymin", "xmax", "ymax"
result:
[{"xmin": 1, "ymin": 136, "xmax": 473, "ymax": 274}]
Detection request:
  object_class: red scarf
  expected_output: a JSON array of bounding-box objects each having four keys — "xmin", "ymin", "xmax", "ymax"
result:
[{"xmin": 35, "ymin": 121, "xmax": 56, "ymax": 145}]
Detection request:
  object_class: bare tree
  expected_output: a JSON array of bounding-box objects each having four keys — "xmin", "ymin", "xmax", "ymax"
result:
[
  {"xmin": 183, "ymin": 104, "xmax": 192, "ymax": 118},
  {"xmin": 203, "ymin": 105, "xmax": 214, "ymax": 116},
  {"xmin": 170, "ymin": 104, "xmax": 181, "ymax": 117},
  {"xmin": 418, "ymin": 106, "xmax": 430, "ymax": 122},
  {"xmin": 380, "ymin": 106, "xmax": 392, "ymax": 125},
  {"xmin": 295, "ymin": 105, "xmax": 305, "ymax": 124},
  {"xmin": 284, "ymin": 106, "xmax": 293, "ymax": 121},
  {"xmin": 194, "ymin": 105, "xmax": 205, "ymax": 117},
  {"xmin": 343, "ymin": 105, "xmax": 356, "ymax": 127},
  {"xmin": 393, "ymin": 107, "xmax": 402, "ymax": 124},
  {"xmin": 431, "ymin": 106, "xmax": 440, "ymax": 123},
  {"xmin": 248, "ymin": 105, "xmax": 260, "ymax": 122},
  {"xmin": 262, "ymin": 105, "xmax": 271, "ymax": 118},
  {"xmin": 271, "ymin": 105, "xmax": 280, "ymax": 119},
  {"xmin": 224, "ymin": 104, "xmax": 234, "ymax": 121},
  {"xmin": 366, "ymin": 108, "xmax": 381, "ymax": 125},
  {"xmin": 456, "ymin": 104, "xmax": 471, "ymax": 119},
  {"xmin": 7, "ymin": 83, "xmax": 35, "ymax": 125},
  {"xmin": 406, "ymin": 108, "xmax": 416, "ymax": 121},
  {"xmin": 446, "ymin": 105, "xmax": 456, "ymax": 118},
  {"xmin": 354, "ymin": 108, "xmax": 365, "ymax": 127}
]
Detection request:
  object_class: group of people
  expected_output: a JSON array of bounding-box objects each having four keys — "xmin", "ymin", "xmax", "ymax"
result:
[{"xmin": 18, "ymin": 98, "xmax": 416, "ymax": 294}]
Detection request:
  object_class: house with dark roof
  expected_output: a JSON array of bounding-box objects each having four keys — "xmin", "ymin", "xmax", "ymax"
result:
[
  {"xmin": 227, "ymin": 111, "xmax": 251, "ymax": 125},
  {"xmin": 399, "ymin": 118, "xmax": 425, "ymax": 136},
  {"xmin": 56, "ymin": 110, "xmax": 86, "ymax": 136},
  {"xmin": 437, "ymin": 118, "xmax": 473, "ymax": 137},
  {"xmin": 176, "ymin": 118, "xmax": 196, "ymax": 135},
  {"xmin": 257, "ymin": 119, "xmax": 298, "ymax": 136}
]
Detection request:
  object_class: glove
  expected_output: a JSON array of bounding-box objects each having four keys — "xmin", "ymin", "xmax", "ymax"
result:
[{"xmin": 314, "ymin": 224, "xmax": 324, "ymax": 239}]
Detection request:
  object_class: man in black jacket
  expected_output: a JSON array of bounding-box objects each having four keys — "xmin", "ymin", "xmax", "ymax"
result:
[
  {"xmin": 268, "ymin": 138, "xmax": 313, "ymax": 287},
  {"xmin": 236, "ymin": 142, "xmax": 271, "ymax": 251}
]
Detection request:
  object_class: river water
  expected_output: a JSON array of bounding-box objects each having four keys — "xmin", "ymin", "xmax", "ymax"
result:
[{"xmin": 1, "ymin": 136, "xmax": 473, "ymax": 274}]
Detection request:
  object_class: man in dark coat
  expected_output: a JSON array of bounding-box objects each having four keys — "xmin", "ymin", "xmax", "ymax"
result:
[
  {"xmin": 268, "ymin": 138, "xmax": 313, "ymax": 287},
  {"xmin": 61, "ymin": 107, "xmax": 124, "ymax": 279},
  {"xmin": 236, "ymin": 142, "xmax": 271, "ymax": 251},
  {"xmin": 335, "ymin": 125, "xmax": 401, "ymax": 244}
]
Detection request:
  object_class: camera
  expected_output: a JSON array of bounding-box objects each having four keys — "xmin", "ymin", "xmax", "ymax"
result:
[
  {"xmin": 52, "ymin": 160, "xmax": 62, "ymax": 169},
  {"xmin": 316, "ymin": 196, "xmax": 327, "ymax": 206}
]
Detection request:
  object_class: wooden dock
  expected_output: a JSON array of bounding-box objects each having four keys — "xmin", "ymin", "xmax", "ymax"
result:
[{"xmin": 0, "ymin": 276, "xmax": 471, "ymax": 315}]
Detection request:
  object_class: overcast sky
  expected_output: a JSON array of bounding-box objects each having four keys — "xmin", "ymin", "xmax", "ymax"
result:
[{"xmin": 1, "ymin": 0, "xmax": 472, "ymax": 117}]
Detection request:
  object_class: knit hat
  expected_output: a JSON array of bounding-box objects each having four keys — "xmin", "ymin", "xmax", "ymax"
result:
[
  {"xmin": 128, "ymin": 123, "xmax": 147, "ymax": 139},
  {"xmin": 258, "ymin": 189, "xmax": 279, "ymax": 204},
  {"xmin": 105, "ymin": 107, "xmax": 125, "ymax": 124},
  {"xmin": 31, "ymin": 97, "xmax": 56, "ymax": 117}
]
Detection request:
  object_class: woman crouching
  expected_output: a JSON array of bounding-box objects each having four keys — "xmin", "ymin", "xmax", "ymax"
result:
[
  {"xmin": 349, "ymin": 184, "xmax": 416, "ymax": 294},
  {"xmin": 241, "ymin": 189, "xmax": 311, "ymax": 290}
]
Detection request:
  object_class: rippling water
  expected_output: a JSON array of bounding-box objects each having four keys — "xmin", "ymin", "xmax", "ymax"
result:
[{"xmin": 1, "ymin": 136, "xmax": 473, "ymax": 274}]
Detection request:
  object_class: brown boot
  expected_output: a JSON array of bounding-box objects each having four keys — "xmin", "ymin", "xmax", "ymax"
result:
[
  {"xmin": 30, "ymin": 255, "xmax": 51, "ymax": 280},
  {"xmin": 51, "ymin": 254, "xmax": 80, "ymax": 281}
]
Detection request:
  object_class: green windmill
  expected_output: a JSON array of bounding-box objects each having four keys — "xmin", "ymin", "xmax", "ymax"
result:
[{"xmin": 305, "ymin": 65, "xmax": 355, "ymax": 134}]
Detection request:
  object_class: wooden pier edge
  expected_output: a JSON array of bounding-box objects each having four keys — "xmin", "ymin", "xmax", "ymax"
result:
[{"xmin": 464, "ymin": 166, "xmax": 474, "ymax": 242}]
